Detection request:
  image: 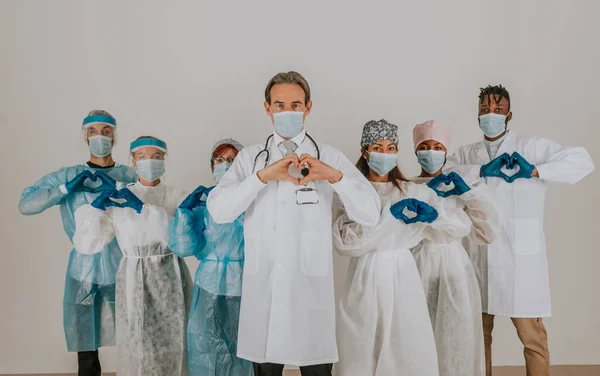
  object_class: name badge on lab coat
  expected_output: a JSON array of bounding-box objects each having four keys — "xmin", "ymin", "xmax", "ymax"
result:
[{"xmin": 296, "ymin": 188, "xmax": 319, "ymax": 205}]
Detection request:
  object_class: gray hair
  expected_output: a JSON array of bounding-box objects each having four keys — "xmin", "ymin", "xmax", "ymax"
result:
[
  {"xmin": 87, "ymin": 109, "xmax": 115, "ymax": 118},
  {"xmin": 265, "ymin": 71, "xmax": 311, "ymax": 105}
]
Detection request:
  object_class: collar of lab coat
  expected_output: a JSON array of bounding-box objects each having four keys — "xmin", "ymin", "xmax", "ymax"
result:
[
  {"xmin": 475, "ymin": 130, "xmax": 516, "ymax": 163},
  {"xmin": 273, "ymin": 129, "xmax": 306, "ymax": 149}
]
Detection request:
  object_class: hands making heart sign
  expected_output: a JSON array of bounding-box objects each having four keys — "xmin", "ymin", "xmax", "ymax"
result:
[
  {"xmin": 257, "ymin": 153, "xmax": 343, "ymax": 185},
  {"xmin": 65, "ymin": 170, "xmax": 117, "ymax": 194},
  {"xmin": 427, "ymin": 172, "xmax": 471, "ymax": 197},
  {"xmin": 91, "ymin": 188, "xmax": 144, "ymax": 214},
  {"xmin": 480, "ymin": 152, "xmax": 538, "ymax": 183},
  {"xmin": 390, "ymin": 198, "xmax": 439, "ymax": 224}
]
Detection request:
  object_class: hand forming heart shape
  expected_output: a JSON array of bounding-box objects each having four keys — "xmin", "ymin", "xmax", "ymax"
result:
[
  {"xmin": 481, "ymin": 152, "xmax": 535, "ymax": 183},
  {"xmin": 427, "ymin": 172, "xmax": 471, "ymax": 197}
]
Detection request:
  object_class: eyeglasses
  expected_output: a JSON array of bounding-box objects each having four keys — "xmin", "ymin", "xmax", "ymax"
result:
[{"xmin": 212, "ymin": 156, "xmax": 236, "ymax": 165}]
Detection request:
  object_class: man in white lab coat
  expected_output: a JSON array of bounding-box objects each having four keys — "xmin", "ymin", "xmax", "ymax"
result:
[
  {"xmin": 207, "ymin": 71, "xmax": 381, "ymax": 376},
  {"xmin": 446, "ymin": 85, "xmax": 595, "ymax": 376}
]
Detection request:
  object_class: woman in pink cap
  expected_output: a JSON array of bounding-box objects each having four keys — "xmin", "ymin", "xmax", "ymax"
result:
[{"xmin": 411, "ymin": 120, "xmax": 501, "ymax": 376}]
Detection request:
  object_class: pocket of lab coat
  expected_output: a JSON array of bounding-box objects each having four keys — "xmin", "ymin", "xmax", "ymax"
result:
[
  {"xmin": 300, "ymin": 231, "xmax": 331, "ymax": 277},
  {"xmin": 514, "ymin": 219, "xmax": 541, "ymax": 255},
  {"xmin": 244, "ymin": 232, "xmax": 261, "ymax": 275}
]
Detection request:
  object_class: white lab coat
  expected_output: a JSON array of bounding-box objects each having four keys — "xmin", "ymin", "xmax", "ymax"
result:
[
  {"xmin": 74, "ymin": 182, "xmax": 192, "ymax": 376},
  {"xmin": 207, "ymin": 133, "xmax": 381, "ymax": 366},
  {"xmin": 446, "ymin": 131, "xmax": 594, "ymax": 317},
  {"xmin": 411, "ymin": 175, "xmax": 501, "ymax": 376},
  {"xmin": 333, "ymin": 180, "xmax": 455, "ymax": 376}
]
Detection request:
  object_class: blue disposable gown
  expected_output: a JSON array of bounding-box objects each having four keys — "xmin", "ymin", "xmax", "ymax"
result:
[
  {"xmin": 170, "ymin": 194, "xmax": 253, "ymax": 376},
  {"xmin": 18, "ymin": 164, "xmax": 137, "ymax": 351}
]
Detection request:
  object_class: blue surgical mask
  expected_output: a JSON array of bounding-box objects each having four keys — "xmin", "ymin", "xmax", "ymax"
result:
[
  {"xmin": 88, "ymin": 135, "xmax": 113, "ymax": 157},
  {"xmin": 213, "ymin": 162, "xmax": 231, "ymax": 181},
  {"xmin": 479, "ymin": 113, "xmax": 507, "ymax": 138},
  {"xmin": 417, "ymin": 150, "xmax": 446, "ymax": 174},
  {"xmin": 273, "ymin": 111, "xmax": 304, "ymax": 139},
  {"xmin": 367, "ymin": 152, "xmax": 398, "ymax": 176},
  {"xmin": 135, "ymin": 159, "xmax": 165, "ymax": 181}
]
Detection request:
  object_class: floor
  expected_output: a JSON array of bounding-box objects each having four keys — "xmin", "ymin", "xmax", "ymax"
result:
[{"xmin": 4, "ymin": 365, "xmax": 599, "ymax": 375}]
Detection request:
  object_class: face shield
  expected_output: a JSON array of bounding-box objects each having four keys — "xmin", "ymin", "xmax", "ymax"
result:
[
  {"xmin": 130, "ymin": 138, "xmax": 168, "ymax": 182},
  {"xmin": 81, "ymin": 115, "xmax": 118, "ymax": 157}
]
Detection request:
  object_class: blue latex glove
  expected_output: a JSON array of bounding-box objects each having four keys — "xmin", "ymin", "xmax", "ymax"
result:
[
  {"xmin": 198, "ymin": 186, "xmax": 215, "ymax": 208},
  {"xmin": 427, "ymin": 173, "xmax": 471, "ymax": 197},
  {"xmin": 507, "ymin": 152, "xmax": 535, "ymax": 182},
  {"xmin": 91, "ymin": 190, "xmax": 120, "ymax": 211},
  {"xmin": 180, "ymin": 185, "xmax": 210, "ymax": 210},
  {"xmin": 480, "ymin": 153, "xmax": 512, "ymax": 181},
  {"xmin": 65, "ymin": 170, "xmax": 117, "ymax": 194},
  {"xmin": 65, "ymin": 170, "xmax": 95, "ymax": 193},
  {"xmin": 445, "ymin": 172, "xmax": 471, "ymax": 196},
  {"xmin": 115, "ymin": 188, "xmax": 144, "ymax": 214},
  {"xmin": 92, "ymin": 171, "xmax": 118, "ymax": 193},
  {"xmin": 390, "ymin": 198, "xmax": 439, "ymax": 224}
]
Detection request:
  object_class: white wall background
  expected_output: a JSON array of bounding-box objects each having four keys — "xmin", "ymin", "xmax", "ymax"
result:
[{"xmin": 1, "ymin": 0, "xmax": 598, "ymax": 373}]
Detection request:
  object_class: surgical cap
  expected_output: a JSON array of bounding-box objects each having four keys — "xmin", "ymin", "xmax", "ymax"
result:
[
  {"xmin": 360, "ymin": 119, "xmax": 398, "ymax": 149},
  {"xmin": 413, "ymin": 120, "xmax": 451, "ymax": 150},
  {"xmin": 212, "ymin": 138, "xmax": 244, "ymax": 154}
]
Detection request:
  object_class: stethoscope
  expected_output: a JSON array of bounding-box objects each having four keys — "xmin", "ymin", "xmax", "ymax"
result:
[{"xmin": 252, "ymin": 133, "xmax": 321, "ymax": 173}]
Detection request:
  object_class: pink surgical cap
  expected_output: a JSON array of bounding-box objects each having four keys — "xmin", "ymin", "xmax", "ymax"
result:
[{"xmin": 413, "ymin": 120, "xmax": 451, "ymax": 150}]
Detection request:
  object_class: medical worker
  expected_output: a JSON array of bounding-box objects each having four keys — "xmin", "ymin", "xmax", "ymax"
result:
[
  {"xmin": 207, "ymin": 71, "xmax": 381, "ymax": 376},
  {"xmin": 18, "ymin": 110, "xmax": 136, "ymax": 376},
  {"xmin": 411, "ymin": 120, "xmax": 501, "ymax": 376},
  {"xmin": 73, "ymin": 136, "xmax": 192, "ymax": 376},
  {"xmin": 446, "ymin": 85, "xmax": 595, "ymax": 376},
  {"xmin": 169, "ymin": 138, "xmax": 253, "ymax": 376},
  {"xmin": 332, "ymin": 119, "xmax": 452, "ymax": 376}
]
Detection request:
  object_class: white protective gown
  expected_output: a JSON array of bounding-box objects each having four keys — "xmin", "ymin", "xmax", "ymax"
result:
[
  {"xmin": 411, "ymin": 175, "xmax": 501, "ymax": 376},
  {"xmin": 446, "ymin": 131, "xmax": 594, "ymax": 317},
  {"xmin": 207, "ymin": 132, "xmax": 381, "ymax": 366},
  {"xmin": 73, "ymin": 182, "xmax": 192, "ymax": 376},
  {"xmin": 333, "ymin": 180, "xmax": 477, "ymax": 376}
]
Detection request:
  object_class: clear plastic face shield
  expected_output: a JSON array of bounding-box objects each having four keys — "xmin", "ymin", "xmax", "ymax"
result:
[
  {"xmin": 130, "ymin": 138, "xmax": 168, "ymax": 183},
  {"xmin": 81, "ymin": 115, "xmax": 118, "ymax": 157}
]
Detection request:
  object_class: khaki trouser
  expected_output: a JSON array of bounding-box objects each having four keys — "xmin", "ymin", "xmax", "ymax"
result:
[{"xmin": 482, "ymin": 313, "xmax": 550, "ymax": 376}]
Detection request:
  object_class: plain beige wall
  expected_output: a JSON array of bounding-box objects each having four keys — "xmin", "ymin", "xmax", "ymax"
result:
[{"xmin": 1, "ymin": 0, "xmax": 599, "ymax": 373}]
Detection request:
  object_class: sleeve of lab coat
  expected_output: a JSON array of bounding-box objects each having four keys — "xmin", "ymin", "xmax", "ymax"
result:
[
  {"xmin": 444, "ymin": 150, "xmax": 483, "ymax": 184},
  {"xmin": 18, "ymin": 168, "xmax": 68, "ymax": 215},
  {"xmin": 73, "ymin": 205, "xmax": 116, "ymax": 255},
  {"xmin": 333, "ymin": 202, "xmax": 424, "ymax": 257},
  {"xmin": 458, "ymin": 184, "xmax": 501, "ymax": 245},
  {"xmin": 330, "ymin": 152, "xmax": 381, "ymax": 227},
  {"xmin": 207, "ymin": 149, "xmax": 267, "ymax": 224},
  {"xmin": 532, "ymin": 138, "xmax": 595, "ymax": 184}
]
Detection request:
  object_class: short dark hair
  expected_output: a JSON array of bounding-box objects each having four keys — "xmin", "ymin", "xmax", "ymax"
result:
[
  {"xmin": 479, "ymin": 85, "xmax": 511, "ymax": 110},
  {"xmin": 265, "ymin": 71, "xmax": 311, "ymax": 105}
]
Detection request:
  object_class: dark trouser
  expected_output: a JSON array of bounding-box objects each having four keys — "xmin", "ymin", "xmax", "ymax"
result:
[
  {"xmin": 253, "ymin": 362, "xmax": 333, "ymax": 376},
  {"xmin": 78, "ymin": 350, "xmax": 101, "ymax": 376}
]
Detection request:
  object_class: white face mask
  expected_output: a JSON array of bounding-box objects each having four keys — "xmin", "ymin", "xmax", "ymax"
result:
[
  {"xmin": 135, "ymin": 159, "xmax": 165, "ymax": 181},
  {"xmin": 213, "ymin": 162, "xmax": 231, "ymax": 181},
  {"xmin": 479, "ymin": 113, "xmax": 507, "ymax": 138},
  {"xmin": 273, "ymin": 111, "xmax": 304, "ymax": 139},
  {"xmin": 88, "ymin": 135, "xmax": 113, "ymax": 157},
  {"xmin": 417, "ymin": 150, "xmax": 446, "ymax": 174},
  {"xmin": 367, "ymin": 152, "xmax": 398, "ymax": 176}
]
